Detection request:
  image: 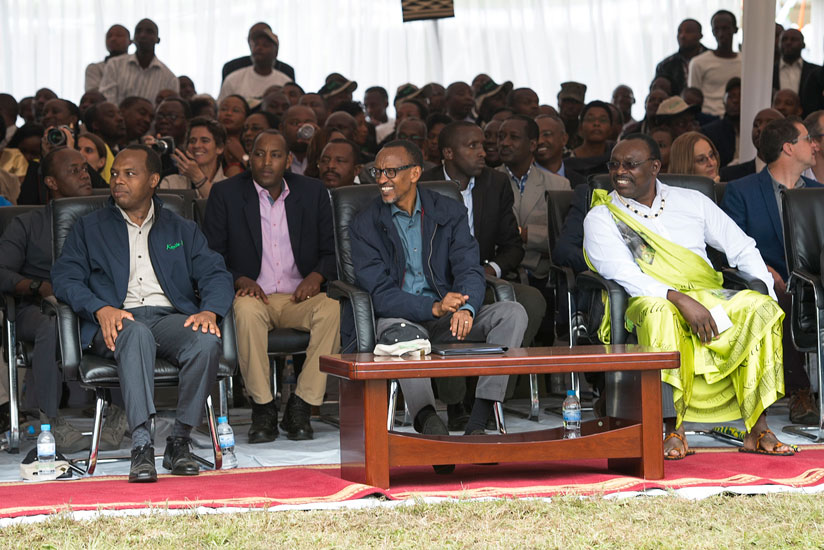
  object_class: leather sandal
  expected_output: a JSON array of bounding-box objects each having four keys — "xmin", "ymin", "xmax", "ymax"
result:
[
  {"xmin": 663, "ymin": 431, "xmax": 695, "ymax": 460},
  {"xmin": 738, "ymin": 429, "xmax": 795, "ymax": 456}
]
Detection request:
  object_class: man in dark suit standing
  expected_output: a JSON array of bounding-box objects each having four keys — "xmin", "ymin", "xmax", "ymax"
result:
[
  {"xmin": 221, "ymin": 22, "xmax": 296, "ymax": 83},
  {"xmin": 203, "ymin": 130, "xmax": 340, "ymax": 443},
  {"xmin": 721, "ymin": 118, "xmax": 822, "ymax": 424},
  {"xmin": 773, "ymin": 28, "xmax": 819, "ymax": 115},
  {"xmin": 421, "ymin": 121, "xmax": 546, "ymax": 428}
]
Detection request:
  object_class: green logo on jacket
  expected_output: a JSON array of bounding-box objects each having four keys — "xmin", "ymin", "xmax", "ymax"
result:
[{"xmin": 166, "ymin": 241, "xmax": 183, "ymax": 250}]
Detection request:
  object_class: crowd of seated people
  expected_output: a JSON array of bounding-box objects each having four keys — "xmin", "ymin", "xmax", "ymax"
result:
[{"xmin": 0, "ymin": 10, "xmax": 822, "ymax": 480}]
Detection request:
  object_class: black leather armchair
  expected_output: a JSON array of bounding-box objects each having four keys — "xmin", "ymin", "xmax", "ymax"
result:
[
  {"xmin": 51, "ymin": 194, "xmax": 237, "ymax": 474},
  {"xmin": 0, "ymin": 205, "xmax": 43, "ymax": 453},
  {"xmin": 781, "ymin": 188, "xmax": 824, "ymax": 441},
  {"xmin": 328, "ymin": 181, "xmax": 516, "ymax": 431}
]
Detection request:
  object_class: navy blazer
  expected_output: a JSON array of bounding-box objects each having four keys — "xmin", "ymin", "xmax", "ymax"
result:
[
  {"xmin": 202, "ymin": 170, "xmax": 337, "ymax": 285},
  {"xmin": 349, "ymin": 186, "xmax": 485, "ymax": 323},
  {"xmin": 721, "ymin": 167, "xmax": 823, "ymax": 281},
  {"xmin": 51, "ymin": 196, "xmax": 234, "ymax": 348}
]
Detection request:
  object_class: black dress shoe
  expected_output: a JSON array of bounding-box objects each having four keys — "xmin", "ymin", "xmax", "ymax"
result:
[
  {"xmin": 446, "ymin": 402, "xmax": 470, "ymax": 432},
  {"xmin": 248, "ymin": 400, "xmax": 279, "ymax": 444},
  {"xmin": 129, "ymin": 444, "xmax": 157, "ymax": 483},
  {"xmin": 419, "ymin": 412, "xmax": 455, "ymax": 475},
  {"xmin": 280, "ymin": 394, "xmax": 313, "ymax": 441},
  {"xmin": 162, "ymin": 436, "xmax": 199, "ymax": 475}
]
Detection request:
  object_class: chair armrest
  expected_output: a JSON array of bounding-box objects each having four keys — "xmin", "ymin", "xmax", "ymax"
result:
[
  {"xmin": 721, "ymin": 268, "xmax": 768, "ymax": 295},
  {"xmin": 53, "ymin": 301, "xmax": 82, "ymax": 381},
  {"xmin": 484, "ymin": 274, "xmax": 515, "ymax": 302},
  {"xmin": 789, "ymin": 269, "xmax": 824, "ymax": 308},
  {"xmin": 2, "ymin": 293, "xmax": 15, "ymax": 321},
  {"xmin": 576, "ymin": 270, "xmax": 630, "ymax": 344},
  {"xmin": 328, "ymin": 280, "xmax": 376, "ymax": 352},
  {"xmin": 549, "ymin": 264, "xmax": 576, "ymax": 293},
  {"xmin": 220, "ymin": 308, "xmax": 237, "ymax": 370}
]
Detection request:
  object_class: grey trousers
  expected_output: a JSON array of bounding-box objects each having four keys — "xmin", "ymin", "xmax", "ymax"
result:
[
  {"xmin": 377, "ymin": 300, "xmax": 528, "ymax": 419},
  {"xmin": 91, "ymin": 306, "xmax": 221, "ymax": 432},
  {"xmin": 16, "ymin": 304, "xmax": 61, "ymax": 418},
  {"xmin": 438, "ymin": 283, "xmax": 546, "ymax": 405}
]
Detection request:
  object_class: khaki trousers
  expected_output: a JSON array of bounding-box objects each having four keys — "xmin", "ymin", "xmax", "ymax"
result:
[{"xmin": 234, "ymin": 293, "xmax": 340, "ymax": 406}]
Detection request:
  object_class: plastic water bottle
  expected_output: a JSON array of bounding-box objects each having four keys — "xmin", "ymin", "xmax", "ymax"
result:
[
  {"xmin": 37, "ymin": 424, "xmax": 56, "ymax": 478},
  {"xmin": 217, "ymin": 416, "xmax": 237, "ymax": 469},
  {"xmin": 562, "ymin": 390, "xmax": 582, "ymax": 439}
]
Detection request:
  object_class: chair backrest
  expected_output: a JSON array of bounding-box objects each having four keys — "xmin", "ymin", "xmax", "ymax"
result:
[
  {"xmin": 194, "ymin": 197, "xmax": 208, "ymax": 226},
  {"xmin": 783, "ymin": 188, "xmax": 824, "ymax": 278},
  {"xmin": 91, "ymin": 188, "xmax": 196, "ymax": 219},
  {"xmin": 586, "ymin": 173, "xmax": 716, "ymax": 208},
  {"xmin": 714, "ymin": 182, "xmax": 727, "ymax": 205},
  {"xmin": 330, "ymin": 181, "xmax": 460, "ymax": 285},
  {"xmin": 546, "ymin": 189, "xmax": 575, "ymax": 251},
  {"xmin": 52, "ymin": 194, "xmax": 187, "ymax": 259},
  {"xmin": 0, "ymin": 205, "xmax": 42, "ymax": 237}
]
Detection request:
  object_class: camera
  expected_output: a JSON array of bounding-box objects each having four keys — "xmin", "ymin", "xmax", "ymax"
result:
[
  {"xmin": 46, "ymin": 125, "xmax": 70, "ymax": 147},
  {"xmin": 297, "ymin": 124, "xmax": 315, "ymax": 141},
  {"xmin": 151, "ymin": 136, "xmax": 175, "ymax": 155}
]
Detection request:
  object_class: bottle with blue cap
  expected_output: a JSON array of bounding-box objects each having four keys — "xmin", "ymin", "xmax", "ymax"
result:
[
  {"xmin": 562, "ymin": 390, "xmax": 581, "ymax": 439},
  {"xmin": 37, "ymin": 424, "xmax": 56, "ymax": 478},
  {"xmin": 217, "ymin": 416, "xmax": 237, "ymax": 469}
]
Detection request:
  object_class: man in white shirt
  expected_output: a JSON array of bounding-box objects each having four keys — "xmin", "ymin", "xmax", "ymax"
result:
[
  {"xmin": 85, "ymin": 24, "xmax": 131, "ymax": 92},
  {"xmin": 99, "ymin": 19, "xmax": 178, "ymax": 107},
  {"xmin": 773, "ymin": 28, "xmax": 819, "ymax": 105},
  {"xmin": 688, "ymin": 10, "xmax": 741, "ymax": 117},
  {"xmin": 218, "ymin": 28, "xmax": 292, "ymax": 104},
  {"xmin": 583, "ymin": 133, "xmax": 794, "ymax": 459}
]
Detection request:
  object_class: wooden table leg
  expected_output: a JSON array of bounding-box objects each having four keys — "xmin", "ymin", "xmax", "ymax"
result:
[
  {"xmin": 638, "ymin": 369, "xmax": 664, "ymax": 479},
  {"xmin": 339, "ymin": 378, "xmax": 390, "ymax": 488},
  {"xmin": 608, "ymin": 370, "xmax": 664, "ymax": 479}
]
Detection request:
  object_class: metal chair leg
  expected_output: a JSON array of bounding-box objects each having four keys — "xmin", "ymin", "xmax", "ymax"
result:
[
  {"xmin": 783, "ymin": 310, "xmax": 824, "ymax": 441},
  {"xmin": 5, "ymin": 317, "xmax": 19, "ymax": 453},
  {"xmin": 193, "ymin": 394, "xmax": 222, "ymax": 470},
  {"xmin": 387, "ymin": 379, "xmax": 399, "ymax": 431},
  {"xmin": 85, "ymin": 389, "xmax": 107, "ymax": 475},
  {"xmin": 528, "ymin": 374, "xmax": 540, "ymax": 421},
  {"xmin": 494, "ymin": 401, "xmax": 506, "ymax": 434},
  {"xmin": 218, "ymin": 378, "xmax": 230, "ymax": 419}
]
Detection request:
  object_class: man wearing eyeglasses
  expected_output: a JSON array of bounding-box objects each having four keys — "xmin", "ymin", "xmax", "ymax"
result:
[
  {"xmin": 349, "ymin": 140, "xmax": 528, "ymax": 460},
  {"xmin": 585, "ymin": 133, "xmax": 794, "ymax": 459},
  {"xmin": 722, "ymin": 118, "xmax": 823, "ymax": 426},
  {"xmin": 203, "ymin": 129, "xmax": 340, "ymax": 444}
]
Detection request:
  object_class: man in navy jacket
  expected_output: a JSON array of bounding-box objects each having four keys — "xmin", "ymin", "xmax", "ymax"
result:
[
  {"xmin": 349, "ymin": 140, "xmax": 527, "ymax": 453},
  {"xmin": 722, "ymin": 118, "xmax": 823, "ymax": 425},
  {"xmin": 203, "ymin": 130, "xmax": 340, "ymax": 444},
  {"xmin": 52, "ymin": 145, "xmax": 234, "ymax": 483}
]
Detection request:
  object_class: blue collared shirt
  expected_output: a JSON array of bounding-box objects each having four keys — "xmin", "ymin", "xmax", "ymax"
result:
[
  {"xmin": 390, "ymin": 193, "xmax": 475, "ymax": 317},
  {"xmin": 505, "ymin": 164, "xmax": 531, "ymax": 194},
  {"xmin": 534, "ymin": 160, "xmax": 565, "ymax": 179}
]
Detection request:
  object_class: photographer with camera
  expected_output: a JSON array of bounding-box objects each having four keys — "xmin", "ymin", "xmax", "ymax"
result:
[
  {"xmin": 141, "ymin": 97, "xmax": 189, "ymax": 183},
  {"xmin": 158, "ymin": 117, "xmax": 229, "ymax": 198}
]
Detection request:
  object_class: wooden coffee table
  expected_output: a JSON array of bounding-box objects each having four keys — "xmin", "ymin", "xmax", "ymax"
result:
[{"xmin": 320, "ymin": 345, "xmax": 678, "ymax": 489}]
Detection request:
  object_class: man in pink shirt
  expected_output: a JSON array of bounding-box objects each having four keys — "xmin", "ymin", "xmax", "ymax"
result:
[{"xmin": 203, "ymin": 130, "xmax": 340, "ymax": 442}]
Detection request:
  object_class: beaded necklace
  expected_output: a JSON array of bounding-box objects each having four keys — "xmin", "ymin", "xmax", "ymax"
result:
[{"xmin": 615, "ymin": 193, "xmax": 666, "ymax": 219}]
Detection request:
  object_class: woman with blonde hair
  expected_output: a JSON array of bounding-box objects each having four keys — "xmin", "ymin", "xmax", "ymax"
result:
[{"xmin": 668, "ymin": 131, "xmax": 721, "ymax": 182}]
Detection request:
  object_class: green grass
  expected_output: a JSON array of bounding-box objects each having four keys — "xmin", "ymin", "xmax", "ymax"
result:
[{"xmin": 3, "ymin": 493, "xmax": 823, "ymax": 549}]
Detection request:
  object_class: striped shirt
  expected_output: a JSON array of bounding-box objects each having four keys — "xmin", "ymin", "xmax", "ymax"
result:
[{"xmin": 99, "ymin": 53, "xmax": 179, "ymax": 106}]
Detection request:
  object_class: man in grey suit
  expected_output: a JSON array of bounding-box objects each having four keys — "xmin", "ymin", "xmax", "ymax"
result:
[{"xmin": 497, "ymin": 115, "xmax": 570, "ymax": 342}]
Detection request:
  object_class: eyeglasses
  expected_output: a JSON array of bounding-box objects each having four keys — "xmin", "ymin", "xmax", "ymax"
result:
[
  {"xmin": 368, "ymin": 164, "xmax": 416, "ymax": 179},
  {"xmin": 791, "ymin": 133, "xmax": 815, "ymax": 144},
  {"xmin": 606, "ymin": 158, "xmax": 656, "ymax": 171},
  {"xmin": 156, "ymin": 112, "xmax": 182, "ymax": 122},
  {"xmin": 694, "ymin": 150, "xmax": 717, "ymax": 166}
]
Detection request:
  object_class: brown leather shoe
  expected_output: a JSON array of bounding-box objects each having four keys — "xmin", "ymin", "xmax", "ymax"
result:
[{"xmin": 789, "ymin": 389, "xmax": 820, "ymax": 425}]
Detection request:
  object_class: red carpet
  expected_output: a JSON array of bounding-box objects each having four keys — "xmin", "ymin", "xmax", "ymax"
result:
[{"xmin": 2, "ymin": 447, "xmax": 823, "ymax": 518}]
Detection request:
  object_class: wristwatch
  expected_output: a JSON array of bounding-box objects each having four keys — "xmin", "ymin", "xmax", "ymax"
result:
[{"xmin": 29, "ymin": 280, "xmax": 42, "ymax": 296}]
